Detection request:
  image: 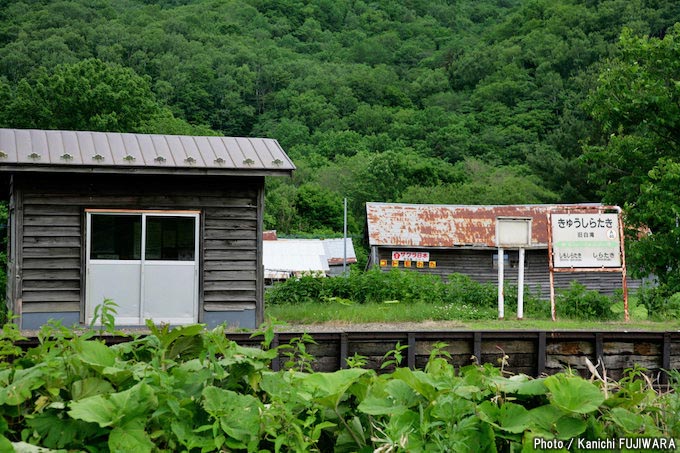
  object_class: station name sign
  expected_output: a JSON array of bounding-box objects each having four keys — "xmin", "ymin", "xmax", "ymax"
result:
[{"xmin": 551, "ymin": 213, "xmax": 621, "ymax": 268}]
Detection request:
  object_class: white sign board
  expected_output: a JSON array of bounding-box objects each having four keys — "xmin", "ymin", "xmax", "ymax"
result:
[
  {"xmin": 551, "ymin": 213, "xmax": 621, "ymax": 268},
  {"xmin": 497, "ymin": 218, "xmax": 532, "ymax": 247},
  {"xmin": 391, "ymin": 251, "xmax": 430, "ymax": 262}
]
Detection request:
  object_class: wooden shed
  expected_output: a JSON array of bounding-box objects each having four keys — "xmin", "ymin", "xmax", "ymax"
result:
[
  {"xmin": 0, "ymin": 128, "xmax": 295, "ymax": 330},
  {"xmin": 366, "ymin": 202, "xmax": 640, "ymax": 296}
]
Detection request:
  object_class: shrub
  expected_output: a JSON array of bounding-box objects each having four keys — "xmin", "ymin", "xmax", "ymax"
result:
[
  {"xmin": 555, "ymin": 281, "xmax": 618, "ymax": 320},
  {"xmin": 635, "ymin": 284, "xmax": 680, "ymax": 320},
  {"xmin": 266, "ymin": 268, "xmax": 449, "ymax": 306},
  {"xmin": 503, "ymin": 284, "xmax": 551, "ymax": 319},
  {"xmin": 443, "ymin": 273, "xmax": 497, "ymax": 308},
  {"xmin": 266, "ymin": 270, "xmax": 630, "ymax": 322},
  {"xmin": 522, "ymin": 293, "xmax": 552, "ymax": 318},
  {"xmin": 345, "ymin": 267, "xmax": 444, "ymax": 304},
  {"xmin": 319, "ymin": 271, "xmax": 353, "ymax": 300},
  {"xmin": 265, "ymin": 274, "xmax": 324, "ymax": 305}
]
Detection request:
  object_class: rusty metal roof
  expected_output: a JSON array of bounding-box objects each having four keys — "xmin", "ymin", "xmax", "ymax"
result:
[
  {"xmin": 0, "ymin": 129, "xmax": 295, "ymax": 176},
  {"xmin": 366, "ymin": 202, "xmax": 601, "ymax": 248}
]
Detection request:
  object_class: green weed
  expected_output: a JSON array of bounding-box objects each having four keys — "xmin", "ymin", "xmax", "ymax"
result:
[{"xmin": 0, "ymin": 321, "xmax": 678, "ymax": 451}]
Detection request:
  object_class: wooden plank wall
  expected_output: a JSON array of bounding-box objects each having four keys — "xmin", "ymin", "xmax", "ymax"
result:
[
  {"xmin": 376, "ymin": 248, "xmax": 639, "ymax": 296},
  {"xmin": 14, "ymin": 173, "xmax": 262, "ymax": 319},
  {"xmin": 239, "ymin": 331, "xmax": 679, "ymax": 383},
  {"xmin": 203, "ymin": 200, "xmax": 258, "ymax": 312},
  {"xmin": 15, "ymin": 330, "xmax": 678, "ymax": 383}
]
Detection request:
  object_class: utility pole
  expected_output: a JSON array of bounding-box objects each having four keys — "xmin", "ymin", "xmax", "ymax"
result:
[{"xmin": 343, "ymin": 197, "xmax": 348, "ymax": 275}]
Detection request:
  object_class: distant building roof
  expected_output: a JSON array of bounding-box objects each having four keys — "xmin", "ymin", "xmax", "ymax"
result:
[
  {"xmin": 263, "ymin": 239, "xmax": 330, "ymax": 278},
  {"xmin": 322, "ymin": 238, "xmax": 357, "ymax": 265},
  {"xmin": 366, "ymin": 202, "xmax": 602, "ymax": 249},
  {"xmin": 263, "ymin": 237, "xmax": 357, "ymax": 278},
  {"xmin": 0, "ymin": 128, "xmax": 295, "ymax": 176}
]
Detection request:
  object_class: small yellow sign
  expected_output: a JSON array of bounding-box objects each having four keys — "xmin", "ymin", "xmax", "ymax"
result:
[
  {"xmin": 416, "ymin": 261, "xmax": 424, "ymax": 268},
  {"xmin": 429, "ymin": 261, "xmax": 437, "ymax": 268},
  {"xmin": 392, "ymin": 260, "xmax": 399, "ymax": 267},
  {"xmin": 380, "ymin": 259, "xmax": 388, "ymax": 267},
  {"xmin": 404, "ymin": 260, "xmax": 412, "ymax": 268}
]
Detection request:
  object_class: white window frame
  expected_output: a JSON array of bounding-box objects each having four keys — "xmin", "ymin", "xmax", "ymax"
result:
[{"xmin": 85, "ymin": 209, "xmax": 200, "ymax": 325}]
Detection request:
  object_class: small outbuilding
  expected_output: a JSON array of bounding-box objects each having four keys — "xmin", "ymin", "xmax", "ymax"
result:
[
  {"xmin": 366, "ymin": 202, "xmax": 638, "ymax": 296},
  {"xmin": 0, "ymin": 128, "xmax": 295, "ymax": 330},
  {"xmin": 322, "ymin": 238, "xmax": 357, "ymax": 276},
  {"xmin": 262, "ymin": 233, "xmax": 357, "ymax": 281},
  {"xmin": 263, "ymin": 239, "xmax": 330, "ymax": 282}
]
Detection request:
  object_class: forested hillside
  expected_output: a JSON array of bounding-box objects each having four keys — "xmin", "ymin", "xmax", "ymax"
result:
[{"xmin": 0, "ymin": 0, "xmax": 679, "ymax": 238}]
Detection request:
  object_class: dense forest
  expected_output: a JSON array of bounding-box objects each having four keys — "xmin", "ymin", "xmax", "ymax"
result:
[{"xmin": 1, "ymin": 0, "xmax": 680, "ymax": 290}]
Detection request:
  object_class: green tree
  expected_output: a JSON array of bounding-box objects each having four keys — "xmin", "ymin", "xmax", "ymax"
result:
[
  {"xmin": 348, "ymin": 149, "xmax": 461, "ymax": 206},
  {"xmin": 294, "ymin": 183, "xmax": 349, "ymax": 233},
  {"xmin": 264, "ymin": 180, "xmax": 299, "ymax": 233},
  {"xmin": 585, "ymin": 25, "xmax": 680, "ymax": 292},
  {"xmin": 400, "ymin": 159, "xmax": 558, "ymax": 205},
  {"xmin": 0, "ymin": 58, "xmax": 210, "ymax": 134}
]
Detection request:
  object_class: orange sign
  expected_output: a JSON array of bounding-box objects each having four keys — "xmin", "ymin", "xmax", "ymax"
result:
[
  {"xmin": 380, "ymin": 259, "xmax": 387, "ymax": 267},
  {"xmin": 392, "ymin": 260, "xmax": 399, "ymax": 267},
  {"xmin": 429, "ymin": 261, "xmax": 437, "ymax": 268},
  {"xmin": 404, "ymin": 260, "xmax": 412, "ymax": 268},
  {"xmin": 416, "ymin": 261, "xmax": 424, "ymax": 268}
]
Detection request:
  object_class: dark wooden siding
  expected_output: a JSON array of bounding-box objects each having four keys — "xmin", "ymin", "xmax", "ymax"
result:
[
  {"xmin": 374, "ymin": 247, "xmax": 639, "ymax": 296},
  {"xmin": 6, "ymin": 178, "xmax": 19, "ymax": 314},
  {"xmin": 14, "ymin": 173, "xmax": 263, "ymax": 318},
  {"xmin": 219, "ymin": 330, "xmax": 678, "ymax": 382},
  {"xmin": 203, "ymin": 205, "xmax": 258, "ymax": 310}
]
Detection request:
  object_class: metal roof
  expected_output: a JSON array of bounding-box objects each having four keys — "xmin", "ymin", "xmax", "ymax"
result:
[
  {"xmin": 322, "ymin": 238, "xmax": 357, "ymax": 265},
  {"xmin": 263, "ymin": 239, "xmax": 330, "ymax": 278},
  {"xmin": 262, "ymin": 237, "xmax": 356, "ymax": 277},
  {"xmin": 0, "ymin": 129, "xmax": 295, "ymax": 176},
  {"xmin": 366, "ymin": 202, "xmax": 602, "ymax": 248}
]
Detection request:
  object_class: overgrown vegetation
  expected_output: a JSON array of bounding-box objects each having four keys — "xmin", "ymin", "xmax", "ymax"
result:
[
  {"xmin": 265, "ymin": 269, "xmax": 644, "ymax": 322},
  {"xmin": 0, "ymin": 314, "xmax": 680, "ymax": 452},
  {"xmin": 0, "ymin": 316, "xmax": 679, "ymax": 452}
]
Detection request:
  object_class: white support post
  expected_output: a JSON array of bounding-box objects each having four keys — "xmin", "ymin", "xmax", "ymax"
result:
[
  {"xmin": 498, "ymin": 247, "xmax": 504, "ymax": 319},
  {"xmin": 343, "ymin": 198, "xmax": 347, "ymax": 275},
  {"xmin": 517, "ymin": 247, "xmax": 525, "ymax": 319}
]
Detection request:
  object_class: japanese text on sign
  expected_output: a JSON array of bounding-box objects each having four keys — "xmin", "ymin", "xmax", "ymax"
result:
[
  {"xmin": 556, "ymin": 217, "xmax": 614, "ymax": 230},
  {"xmin": 391, "ymin": 251, "xmax": 430, "ymax": 262},
  {"xmin": 551, "ymin": 213, "xmax": 621, "ymax": 268}
]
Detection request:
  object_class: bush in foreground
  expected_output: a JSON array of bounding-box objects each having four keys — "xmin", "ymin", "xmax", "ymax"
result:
[{"xmin": 0, "ymin": 320, "xmax": 678, "ymax": 452}]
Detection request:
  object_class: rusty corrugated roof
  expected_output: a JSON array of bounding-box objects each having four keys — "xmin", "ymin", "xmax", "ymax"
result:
[
  {"xmin": 366, "ymin": 202, "xmax": 600, "ymax": 248},
  {"xmin": 0, "ymin": 129, "xmax": 295, "ymax": 176}
]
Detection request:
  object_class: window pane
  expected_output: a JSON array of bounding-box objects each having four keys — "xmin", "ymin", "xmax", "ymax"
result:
[
  {"xmin": 91, "ymin": 215, "xmax": 141, "ymax": 260},
  {"xmin": 145, "ymin": 216, "xmax": 195, "ymax": 261},
  {"xmin": 492, "ymin": 253, "xmax": 509, "ymax": 269}
]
